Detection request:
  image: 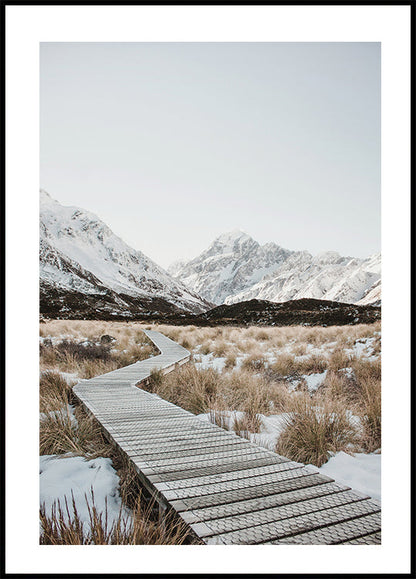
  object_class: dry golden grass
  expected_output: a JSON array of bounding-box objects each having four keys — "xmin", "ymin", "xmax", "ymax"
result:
[
  {"xmin": 224, "ymin": 353, "xmax": 237, "ymax": 369},
  {"xmin": 39, "ymin": 324, "xmax": 158, "ymax": 379},
  {"xmin": 40, "ymin": 319, "xmax": 381, "ymax": 474},
  {"xmin": 358, "ymin": 377, "xmax": 381, "ymax": 451},
  {"xmin": 297, "ymin": 354, "xmax": 328, "ymax": 374},
  {"xmin": 241, "ymin": 353, "xmax": 268, "ymax": 373},
  {"xmin": 328, "ymin": 348, "xmax": 354, "ymax": 371},
  {"xmin": 275, "ymin": 396, "xmax": 360, "ymax": 467},
  {"xmin": 39, "ymin": 490, "xmax": 192, "ymax": 545},
  {"xmin": 40, "ymin": 405, "xmax": 111, "ymax": 457},
  {"xmin": 270, "ymin": 353, "xmax": 297, "ymax": 377},
  {"xmin": 142, "ymin": 364, "xmax": 219, "ymax": 415},
  {"xmin": 40, "ymin": 370, "xmax": 73, "ymax": 413},
  {"xmin": 233, "ymin": 412, "xmax": 262, "ymax": 436}
]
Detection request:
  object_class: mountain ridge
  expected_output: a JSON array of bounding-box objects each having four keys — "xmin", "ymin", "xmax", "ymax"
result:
[
  {"xmin": 39, "ymin": 191, "xmax": 212, "ymax": 317},
  {"xmin": 169, "ymin": 230, "xmax": 381, "ymax": 306}
]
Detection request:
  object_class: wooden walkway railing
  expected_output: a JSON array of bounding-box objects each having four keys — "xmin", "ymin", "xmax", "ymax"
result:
[{"xmin": 73, "ymin": 330, "xmax": 381, "ymax": 545}]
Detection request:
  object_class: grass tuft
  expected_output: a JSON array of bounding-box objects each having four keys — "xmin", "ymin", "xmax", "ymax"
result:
[
  {"xmin": 40, "ymin": 489, "xmax": 191, "ymax": 545},
  {"xmin": 276, "ymin": 397, "xmax": 360, "ymax": 467}
]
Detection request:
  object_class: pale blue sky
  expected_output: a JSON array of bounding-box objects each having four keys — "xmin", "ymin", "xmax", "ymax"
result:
[{"xmin": 40, "ymin": 42, "xmax": 380, "ymax": 268}]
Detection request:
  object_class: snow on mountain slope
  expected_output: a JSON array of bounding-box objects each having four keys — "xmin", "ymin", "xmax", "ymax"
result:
[
  {"xmin": 356, "ymin": 278, "xmax": 381, "ymax": 306},
  {"xmin": 170, "ymin": 231, "xmax": 381, "ymax": 306},
  {"xmin": 40, "ymin": 190, "xmax": 210, "ymax": 314},
  {"xmin": 167, "ymin": 230, "xmax": 292, "ymax": 305}
]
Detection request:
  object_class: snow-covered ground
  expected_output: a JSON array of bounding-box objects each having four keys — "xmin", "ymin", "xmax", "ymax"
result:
[
  {"xmin": 194, "ymin": 352, "xmax": 227, "ymax": 373},
  {"xmin": 40, "ymin": 455, "xmax": 130, "ymax": 530},
  {"xmin": 319, "ymin": 451, "xmax": 381, "ymax": 502}
]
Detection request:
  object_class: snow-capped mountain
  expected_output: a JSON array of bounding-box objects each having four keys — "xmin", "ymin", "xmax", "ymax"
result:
[
  {"xmin": 40, "ymin": 190, "xmax": 211, "ymax": 316},
  {"xmin": 169, "ymin": 231, "xmax": 381, "ymax": 306},
  {"xmin": 167, "ymin": 230, "xmax": 292, "ymax": 305},
  {"xmin": 356, "ymin": 278, "xmax": 381, "ymax": 307}
]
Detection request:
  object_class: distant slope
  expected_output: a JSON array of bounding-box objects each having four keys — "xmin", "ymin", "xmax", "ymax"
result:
[
  {"xmin": 40, "ymin": 190, "xmax": 212, "ymax": 318},
  {"xmin": 169, "ymin": 230, "xmax": 381, "ymax": 307},
  {"xmin": 195, "ymin": 298, "xmax": 381, "ymax": 327}
]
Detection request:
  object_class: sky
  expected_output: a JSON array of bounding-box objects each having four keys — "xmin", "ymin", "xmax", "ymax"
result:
[{"xmin": 40, "ymin": 42, "xmax": 380, "ymax": 268}]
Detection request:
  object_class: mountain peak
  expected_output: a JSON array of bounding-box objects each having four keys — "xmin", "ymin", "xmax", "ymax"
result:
[
  {"xmin": 39, "ymin": 191, "xmax": 211, "ymax": 315},
  {"xmin": 216, "ymin": 229, "xmax": 251, "ymax": 242},
  {"xmin": 212, "ymin": 229, "xmax": 253, "ymax": 250},
  {"xmin": 171, "ymin": 231, "xmax": 381, "ymax": 307},
  {"xmin": 40, "ymin": 189, "xmax": 57, "ymax": 204}
]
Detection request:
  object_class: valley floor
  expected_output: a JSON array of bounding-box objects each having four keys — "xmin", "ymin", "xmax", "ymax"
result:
[{"xmin": 39, "ymin": 319, "xmax": 381, "ymax": 543}]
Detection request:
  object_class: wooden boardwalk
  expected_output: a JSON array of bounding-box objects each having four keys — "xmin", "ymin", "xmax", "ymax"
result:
[{"xmin": 73, "ymin": 330, "xmax": 381, "ymax": 545}]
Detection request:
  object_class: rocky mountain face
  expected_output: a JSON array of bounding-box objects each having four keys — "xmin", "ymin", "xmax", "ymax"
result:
[
  {"xmin": 169, "ymin": 231, "xmax": 381, "ymax": 307},
  {"xmin": 39, "ymin": 191, "xmax": 212, "ymax": 318},
  {"xmin": 167, "ymin": 230, "xmax": 292, "ymax": 305}
]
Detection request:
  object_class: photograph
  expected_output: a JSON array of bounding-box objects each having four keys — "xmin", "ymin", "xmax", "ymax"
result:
[{"xmin": 39, "ymin": 41, "xmax": 382, "ymax": 546}]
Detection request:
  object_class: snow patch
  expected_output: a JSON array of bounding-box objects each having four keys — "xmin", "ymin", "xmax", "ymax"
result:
[
  {"xmin": 318, "ymin": 451, "xmax": 381, "ymax": 502},
  {"xmin": 40, "ymin": 455, "xmax": 130, "ymax": 530}
]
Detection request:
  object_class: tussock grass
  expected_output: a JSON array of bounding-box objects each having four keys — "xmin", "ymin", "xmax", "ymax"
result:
[
  {"xmin": 40, "ymin": 326, "xmax": 158, "ymax": 378},
  {"xmin": 255, "ymin": 329, "xmax": 270, "ymax": 341},
  {"xmin": 40, "ymin": 490, "xmax": 191, "ymax": 545},
  {"xmin": 298, "ymin": 354, "xmax": 328, "ymax": 374},
  {"xmin": 358, "ymin": 377, "xmax": 381, "ymax": 451},
  {"xmin": 40, "ymin": 370, "xmax": 73, "ymax": 413},
  {"xmin": 276, "ymin": 396, "xmax": 360, "ymax": 467},
  {"xmin": 143, "ymin": 364, "xmax": 219, "ymax": 415},
  {"xmin": 212, "ymin": 340, "xmax": 228, "ymax": 358},
  {"xmin": 144, "ymin": 367, "xmax": 165, "ymax": 393},
  {"xmin": 80, "ymin": 359, "xmax": 119, "ymax": 380},
  {"xmin": 40, "ymin": 406, "xmax": 110, "ymax": 457},
  {"xmin": 233, "ymin": 412, "xmax": 262, "ymax": 435},
  {"xmin": 271, "ymin": 354, "xmax": 296, "ymax": 377},
  {"xmin": 241, "ymin": 353, "xmax": 267, "ymax": 373},
  {"xmin": 351, "ymin": 357, "xmax": 381, "ymax": 383},
  {"xmin": 224, "ymin": 353, "xmax": 237, "ymax": 369},
  {"xmin": 199, "ymin": 341, "xmax": 213, "ymax": 355},
  {"xmin": 328, "ymin": 348, "xmax": 354, "ymax": 371}
]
